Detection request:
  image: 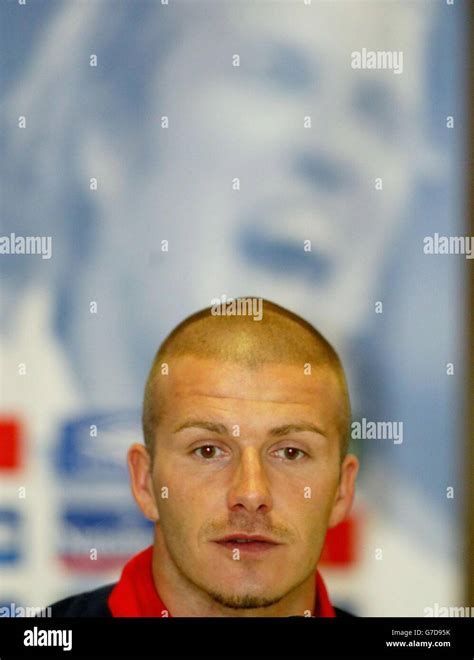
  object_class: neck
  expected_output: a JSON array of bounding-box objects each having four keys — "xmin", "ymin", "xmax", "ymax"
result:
[{"xmin": 151, "ymin": 525, "xmax": 317, "ymax": 617}]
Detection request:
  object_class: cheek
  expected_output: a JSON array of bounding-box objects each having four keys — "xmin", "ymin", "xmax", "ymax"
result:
[
  {"xmin": 152, "ymin": 460, "xmax": 211, "ymax": 531},
  {"xmin": 153, "ymin": 464, "xmax": 187, "ymax": 510},
  {"xmin": 276, "ymin": 468, "xmax": 338, "ymax": 523},
  {"xmin": 277, "ymin": 457, "xmax": 339, "ymax": 494}
]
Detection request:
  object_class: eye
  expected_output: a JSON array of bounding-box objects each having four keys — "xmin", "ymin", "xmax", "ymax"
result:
[
  {"xmin": 273, "ymin": 447, "xmax": 307, "ymax": 461},
  {"xmin": 262, "ymin": 45, "xmax": 313, "ymax": 91},
  {"xmin": 193, "ymin": 445, "xmax": 226, "ymax": 460},
  {"xmin": 243, "ymin": 42, "xmax": 314, "ymax": 93}
]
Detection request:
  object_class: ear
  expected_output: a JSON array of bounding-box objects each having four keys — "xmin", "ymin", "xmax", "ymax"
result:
[
  {"xmin": 127, "ymin": 443, "xmax": 160, "ymax": 522},
  {"xmin": 328, "ymin": 453, "xmax": 359, "ymax": 528}
]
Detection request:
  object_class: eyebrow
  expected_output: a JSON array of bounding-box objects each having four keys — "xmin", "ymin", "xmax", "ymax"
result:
[
  {"xmin": 269, "ymin": 423, "xmax": 326, "ymax": 438},
  {"xmin": 173, "ymin": 420, "xmax": 228, "ymax": 434},
  {"xmin": 172, "ymin": 420, "xmax": 326, "ymax": 438}
]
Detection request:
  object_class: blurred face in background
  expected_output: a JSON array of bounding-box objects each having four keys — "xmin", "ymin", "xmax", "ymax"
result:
[
  {"xmin": 143, "ymin": 1, "xmax": 430, "ymax": 343},
  {"xmin": 4, "ymin": 0, "xmax": 435, "ymax": 405}
]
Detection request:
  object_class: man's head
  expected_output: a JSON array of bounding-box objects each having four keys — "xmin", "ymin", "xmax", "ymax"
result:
[
  {"xmin": 128, "ymin": 299, "xmax": 359, "ymax": 611},
  {"xmin": 143, "ymin": 298, "xmax": 352, "ymax": 461}
]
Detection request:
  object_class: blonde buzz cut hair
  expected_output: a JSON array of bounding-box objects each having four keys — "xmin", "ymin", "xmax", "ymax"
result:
[{"xmin": 142, "ymin": 298, "xmax": 351, "ymax": 462}]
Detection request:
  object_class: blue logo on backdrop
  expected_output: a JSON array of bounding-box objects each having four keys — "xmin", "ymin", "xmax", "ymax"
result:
[
  {"xmin": 55, "ymin": 411, "xmax": 141, "ymax": 480},
  {"xmin": 59, "ymin": 507, "xmax": 153, "ymax": 572},
  {"xmin": 0, "ymin": 601, "xmax": 22, "ymax": 617},
  {"xmin": 54, "ymin": 411, "xmax": 152, "ymax": 573},
  {"xmin": 0, "ymin": 509, "xmax": 21, "ymax": 564}
]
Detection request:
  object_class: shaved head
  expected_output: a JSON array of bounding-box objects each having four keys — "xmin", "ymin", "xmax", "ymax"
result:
[{"xmin": 142, "ymin": 299, "xmax": 351, "ymax": 460}]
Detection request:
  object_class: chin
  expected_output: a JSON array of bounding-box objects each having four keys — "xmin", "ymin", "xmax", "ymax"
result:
[
  {"xmin": 204, "ymin": 571, "xmax": 279, "ymax": 597},
  {"xmin": 205, "ymin": 586, "xmax": 283, "ymax": 610}
]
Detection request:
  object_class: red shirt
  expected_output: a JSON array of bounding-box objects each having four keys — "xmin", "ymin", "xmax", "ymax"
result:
[{"xmin": 108, "ymin": 545, "xmax": 336, "ymax": 617}]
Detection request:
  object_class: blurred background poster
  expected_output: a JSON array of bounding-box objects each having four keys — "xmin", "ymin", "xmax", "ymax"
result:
[{"xmin": 0, "ymin": 0, "xmax": 472, "ymax": 616}]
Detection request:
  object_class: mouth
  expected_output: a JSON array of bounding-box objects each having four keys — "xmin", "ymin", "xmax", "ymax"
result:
[
  {"xmin": 238, "ymin": 226, "xmax": 332, "ymax": 284},
  {"xmin": 236, "ymin": 197, "xmax": 339, "ymax": 285},
  {"xmin": 213, "ymin": 534, "xmax": 282, "ymax": 554}
]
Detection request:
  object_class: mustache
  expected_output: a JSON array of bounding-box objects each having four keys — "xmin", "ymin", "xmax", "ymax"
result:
[{"xmin": 204, "ymin": 517, "xmax": 294, "ymax": 543}]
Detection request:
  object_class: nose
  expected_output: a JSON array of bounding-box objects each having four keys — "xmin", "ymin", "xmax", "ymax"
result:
[
  {"xmin": 227, "ymin": 447, "xmax": 273, "ymax": 514},
  {"xmin": 294, "ymin": 151, "xmax": 354, "ymax": 193}
]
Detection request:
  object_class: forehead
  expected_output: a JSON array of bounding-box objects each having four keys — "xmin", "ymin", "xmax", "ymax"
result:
[
  {"xmin": 163, "ymin": 1, "xmax": 427, "ymax": 117},
  {"xmin": 198, "ymin": 1, "xmax": 425, "ymax": 56},
  {"xmin": 227, "ymin": 2, "xmax": 395, "ymax": 48},
  {"xmin": 159, "ymin": 355, "xmax": 342, "ymax": 421}
]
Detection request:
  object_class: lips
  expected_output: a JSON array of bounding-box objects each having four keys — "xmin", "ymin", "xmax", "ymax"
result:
[
  {"xmin": 213, "ymin": 533, "xmax": 282, "ymax": 553},
  {"xmin": 213, "ymin": 535, "xmax": 282, "ymax": 555},
  {"xmin": 215, "ymin": 534, "xmax": 279, "ymax": 544}
]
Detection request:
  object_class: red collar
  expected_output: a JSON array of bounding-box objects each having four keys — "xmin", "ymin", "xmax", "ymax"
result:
[{"xmin": 108, "ymin": 545, "xmax": 336, "ymax": 617}]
